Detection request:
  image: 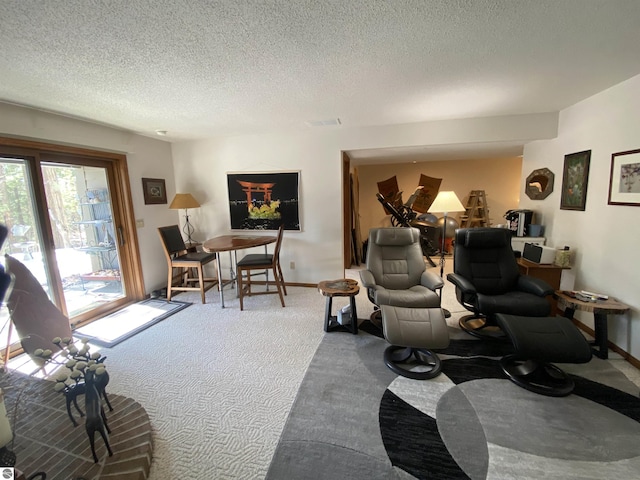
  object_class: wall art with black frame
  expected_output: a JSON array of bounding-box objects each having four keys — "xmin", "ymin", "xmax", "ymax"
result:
[
  {"xmin": 608, "ymin": 148, "xmax": 640, "ymax": 206},
  {"xmin": 227, "ymin": 171, "xmax": 301, "ymax": 231},
  {"xmin": 560, "ymin": 150, "xmax": 591, "ymax": 211}
]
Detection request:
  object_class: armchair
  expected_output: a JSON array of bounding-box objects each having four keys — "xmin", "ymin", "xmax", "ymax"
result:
[
  {"xmin": 360, "ymin": 227, "xmax": 443, "ymax": 314},
  {"xmin": 360, "ymin": 228, "xmax": 448, "ymax": 379},
  {"xmin": 447, "ymin": 228, "xmax": 554, "ymax": 339}
]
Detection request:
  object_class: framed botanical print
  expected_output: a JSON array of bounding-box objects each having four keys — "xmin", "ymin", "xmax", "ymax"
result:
[{"xmin": 560, "ymin": 150, "xmax": 591, "ymax": 211}]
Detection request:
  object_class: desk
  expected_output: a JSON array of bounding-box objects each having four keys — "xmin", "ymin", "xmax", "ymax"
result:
[
  {"xmin": 555, "ymin": 290, "xmax": 630, "ymax": 359},
  {"xmin": 203, "ymin": 234, "xmax": 276, "ymax": 307}
]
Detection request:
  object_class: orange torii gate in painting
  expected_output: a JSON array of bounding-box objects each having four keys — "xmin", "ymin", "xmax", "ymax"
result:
[{"xmin": 236, "ymin": 180, "xmax": 276, "ymax": 211}]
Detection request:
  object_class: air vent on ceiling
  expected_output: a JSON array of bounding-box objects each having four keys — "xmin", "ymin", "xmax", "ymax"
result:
[{"xmin": 305, "ymin": 118, "xmax": 341, "ymax": 127}]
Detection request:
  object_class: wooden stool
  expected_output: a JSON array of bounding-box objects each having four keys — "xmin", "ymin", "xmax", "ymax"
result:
[{"xmin": 318, "ymin": 279, "xmax": 360, "ymax": 334}]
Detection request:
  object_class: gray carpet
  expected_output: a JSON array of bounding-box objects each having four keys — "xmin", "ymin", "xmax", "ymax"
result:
[{"xmin": 266, "ymin": 321, "xmax": 640, "ymax": 479}]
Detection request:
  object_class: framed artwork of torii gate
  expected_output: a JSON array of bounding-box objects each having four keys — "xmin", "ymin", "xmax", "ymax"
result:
[{"xmin": 227, "ymin": 171, "xmax": 301, "ymax": 231}]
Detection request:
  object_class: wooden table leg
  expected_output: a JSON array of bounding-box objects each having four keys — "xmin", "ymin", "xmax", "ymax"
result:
[
  {"xmin": 592, "ymin": 312, "xmax": 609, "ymax": 359},
  {"xmin": 564, "ymin": 306, "xmax": 609, "ymax": 359},
  {"xmin": 349, "ymin": 294, "xmax": 358, "ymax": 335},
  {"xmin": 323, "ymin": 296, "xmax": 333, "ymax": 332}
]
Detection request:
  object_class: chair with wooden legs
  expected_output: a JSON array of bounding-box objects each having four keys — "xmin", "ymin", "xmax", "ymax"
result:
[
  {"xmin": 157, "ymin": 225, "xmax": 218, "ymax": 304},
  {"xmin": 236, "ymin": 224, "xmax": 286, "ymax": 310}
]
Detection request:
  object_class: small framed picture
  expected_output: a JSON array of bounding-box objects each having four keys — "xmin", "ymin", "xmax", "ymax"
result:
[
  {"xmin": 608, "ymin": 148, "xmax": 640, "ymax": 206},
  {"xmin": 142, "ymin": 178, "xmax": 167, "ymax": 205},
  {"xmin": 560, "ymin": 150, "xmax": 591, "ymax": 211}
]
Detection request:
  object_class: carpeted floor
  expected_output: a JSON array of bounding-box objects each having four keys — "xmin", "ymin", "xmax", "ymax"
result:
[
  {"xmin": 15, "ymin": 259, "xmax": 638, "ymax": 479},
  {"xmin": 103, "ymin": 284, "xmax": 328, "ymax": 480}
]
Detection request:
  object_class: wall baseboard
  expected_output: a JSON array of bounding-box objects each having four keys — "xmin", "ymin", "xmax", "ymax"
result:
[{"xmin": 248, "ymin": 280, "xmax": 318, "ymax": 288}]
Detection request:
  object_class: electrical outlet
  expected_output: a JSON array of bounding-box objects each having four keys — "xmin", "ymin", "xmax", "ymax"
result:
[
  {"xmin": 290, "ymin": 261, "xmax": 295, "ymax": 270},
  {"xmin": 135, "ymin": 219, "xmax": 144, "ymax": 228}
]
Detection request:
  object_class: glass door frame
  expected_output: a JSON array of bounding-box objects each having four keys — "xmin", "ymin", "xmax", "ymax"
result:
[{"xmin": 0, "ymin": 136, "xmax": 145, "ymax": 327}]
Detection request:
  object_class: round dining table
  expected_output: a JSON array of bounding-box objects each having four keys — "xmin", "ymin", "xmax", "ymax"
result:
[{"xmin": 202, "ymin": 234, "xmax": 277, "ymax": 307}]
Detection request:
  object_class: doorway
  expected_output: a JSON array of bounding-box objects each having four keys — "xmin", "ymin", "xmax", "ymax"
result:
[{"xmin": 0, "ymin": 137, "xmax": 144, "ymax": 357}]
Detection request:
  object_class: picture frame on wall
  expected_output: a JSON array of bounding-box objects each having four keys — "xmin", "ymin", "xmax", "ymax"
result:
[
  {"xmin": 560, "ymin": 150, "xmax": 591, "ymax": 211},
  {"xmin": 142, "ymin": 178, "xmax": 167, "ymax": 205},
  {"xmin": 227, "ymin": 171, "xmax": 301, "ymax": 231},
  {"xmin": 608, "ymin": 148, "xmax": 640, "ymax": 206}
]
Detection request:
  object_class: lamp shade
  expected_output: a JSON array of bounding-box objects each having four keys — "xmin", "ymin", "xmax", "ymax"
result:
[
  {"xmin": 429, "ymin": 191, "xmax": 465, "ymax": 214},
  {"xmin": 169, "ymin": 193, "xmax": 200, "ymax": 209}
]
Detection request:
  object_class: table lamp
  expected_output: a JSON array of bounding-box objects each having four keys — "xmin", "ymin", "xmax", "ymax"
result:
[{"xmin": 169, "ymin": 193, "xmax": 200, "ymax": 245}]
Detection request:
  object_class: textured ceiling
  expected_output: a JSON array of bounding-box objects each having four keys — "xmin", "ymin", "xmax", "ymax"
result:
[{"xmin": 2, "ymin": 0, "xmax": 640, "ymax": 151}]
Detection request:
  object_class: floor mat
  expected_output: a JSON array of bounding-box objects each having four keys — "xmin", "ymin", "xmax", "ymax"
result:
[{"xmin": 74, "ymin": 298, "xmax": 190, "ymax": 347}]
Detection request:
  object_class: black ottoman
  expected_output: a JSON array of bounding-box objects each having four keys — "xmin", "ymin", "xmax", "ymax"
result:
[{"xmin": 495, "ymin": 314, "xmax": 592, "ymax": 396}]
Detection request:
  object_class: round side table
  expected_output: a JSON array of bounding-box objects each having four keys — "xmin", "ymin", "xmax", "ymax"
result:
[
  {"xmin": 317, "ymin": 279, "xmax": 360, "ymax": 334},
  {"xmin": 555, "ymin": 290, "xmax": 630, "ymax": 359}
]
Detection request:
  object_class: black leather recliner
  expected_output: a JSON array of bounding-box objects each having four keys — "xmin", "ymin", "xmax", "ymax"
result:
[{"xmin": 446, "ymin": 227, "xmax": 554, "ymax": 338}]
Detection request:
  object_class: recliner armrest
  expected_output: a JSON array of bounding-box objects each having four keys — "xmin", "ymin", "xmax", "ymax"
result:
[
  {"xmin": 446, "ymin": 273, "xmax": 477, "ymax": 295},
  {"xmin": 517, "ymin": 275, "xmax": 554, "ymax": 297},
  {"xmin": 420, "ymin": 270, "xmax": 444, "ymax": 291},
  {"xmin": 359, "ymin": 269, "xmax": 377, "ymax": 289}
]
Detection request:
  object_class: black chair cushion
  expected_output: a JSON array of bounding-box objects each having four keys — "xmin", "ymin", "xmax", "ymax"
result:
[
  {"xmin": 453, "ymin": 228, "xmax": 520, "ymax": 295},
  {"xmin": 174, "ymin": 251, "xmax": 216, "ymax": 263},
  {"xmin": 496, "ymin": 314, "xmax": 592, "ymax": 363},
  {"xmin": 477, "ymin": 291, "xmax": 551, "ymax": 317},
  {"xmin": 158, "ymin": 225, "xmax": 187, "ymax": 255},
  {"xmin": 462, "ymin": 228, "xmax": 510, "ymax": 248},
  {"xmin": 237, "ymin": 253, "xmax": 273, "ymax": 267}
]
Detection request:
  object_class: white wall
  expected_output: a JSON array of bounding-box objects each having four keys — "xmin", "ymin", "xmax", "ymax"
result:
[
  {"xmin": 171, "ymin": 113, "xmax": 558, "ymax": 284},
  {"xmin": 0, "ymin": 103, "xmax": 176, "ymax": 294},
  {"xmin": 0, "ymin": 104, "xmax": 561, "ymax": 298},
  {"xmin": 520, "ymin": 74, "xmax": 640, "ymax": 359}
]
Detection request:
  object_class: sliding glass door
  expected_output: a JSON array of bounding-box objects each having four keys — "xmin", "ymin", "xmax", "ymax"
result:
[
  {"xmin": 41, "ymin": 162, "xmax": 126, "ymax": 317},
  {"xmin": 0, "ymin": 139, "xmax": 144, "ymax": 359}
]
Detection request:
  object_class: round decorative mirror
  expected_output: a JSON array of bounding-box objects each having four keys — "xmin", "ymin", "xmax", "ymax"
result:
[{"xmin": 525, "ymin": 167, "xmax": 554, "ymax": 200}]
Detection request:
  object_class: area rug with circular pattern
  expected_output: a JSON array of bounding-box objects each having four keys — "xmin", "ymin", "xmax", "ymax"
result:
[{"xmin": 266, "ymin": 324, "xmax": 640, "ymax": 480}]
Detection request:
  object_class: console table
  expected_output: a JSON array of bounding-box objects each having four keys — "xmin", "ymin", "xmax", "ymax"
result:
[{"xmin": 555, "ymin": 290, "xmax": 630, "ymax": 359}]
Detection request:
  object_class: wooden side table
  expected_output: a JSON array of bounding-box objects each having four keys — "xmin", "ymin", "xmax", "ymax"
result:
[
  {"xmin": 555, "ymin": 290, "xmax": 630, "ymax": 359},
  {"xmin": 318, "ymin": 279, "xmax": 360, "ymax": 334}
]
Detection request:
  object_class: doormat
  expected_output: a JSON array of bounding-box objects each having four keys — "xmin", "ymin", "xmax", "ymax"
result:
[{"xmin": 74, "ymin": 298, "xmax": 190, "ymax": 347}]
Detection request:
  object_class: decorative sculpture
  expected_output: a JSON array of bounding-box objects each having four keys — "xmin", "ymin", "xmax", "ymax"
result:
[
  {"xmin": 34, "ymin": 337, "xmax": 114, "ymax": 462},
  {"xmin": 83, "ymin": 368, "xmax": 114, "ymax": 463}
]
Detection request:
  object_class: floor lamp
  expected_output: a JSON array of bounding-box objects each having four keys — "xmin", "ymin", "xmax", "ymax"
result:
[
  {"xmin": 169, "ymin": 193, "xmax": 201, "ymax": 245},
  {"xmin": 429, "ymin": 191, "xmax": 465, "ymax": 316}
]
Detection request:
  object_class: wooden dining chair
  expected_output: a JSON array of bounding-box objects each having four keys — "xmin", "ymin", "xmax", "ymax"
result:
[
  {"xmin": 157, "ymin": 225, "xmax": 218, "ymax": 304},
  {"xmin": 236, "ymin": 224, "xmax": 287, "ymax": 310}
]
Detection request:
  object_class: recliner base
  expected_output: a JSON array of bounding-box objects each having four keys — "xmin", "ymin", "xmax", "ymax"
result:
[
  {"xmin": 499, "ymin": 354, "xmax": 575, "ymax": 397},
  {"xmin": 458, "ymin": 314, "xmax": 506, "ymax": 341},
  {"xmin": 383, "ymin": 346, "xmax": 443, "ymax": 380}
]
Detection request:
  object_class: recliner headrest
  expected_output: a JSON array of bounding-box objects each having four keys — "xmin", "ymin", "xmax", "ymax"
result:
[
  {"xmin": 460, "ymin": 228, "xmax": 510, "ymax": 248},
  {"xmin": 373, "ymin": 227, "xmax": 419, "ymax": 246}
]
